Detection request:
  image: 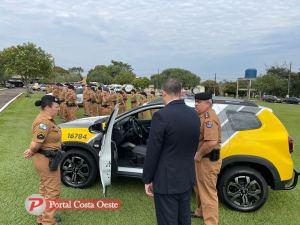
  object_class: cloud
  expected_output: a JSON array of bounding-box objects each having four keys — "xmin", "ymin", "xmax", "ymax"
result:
[{"xmin": 0, "ymin": 0, "xmax": 300, "ymax": 79}]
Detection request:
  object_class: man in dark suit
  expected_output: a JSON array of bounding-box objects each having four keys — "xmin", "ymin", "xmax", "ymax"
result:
[{"xmin": 143, "ymin": 79, "xmax": 200, "ymax": 225}]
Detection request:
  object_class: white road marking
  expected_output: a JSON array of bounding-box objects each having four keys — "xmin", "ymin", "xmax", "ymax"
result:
[{"xmin": 0, "ymin": 93, "xmax": 23, "ymax": 113}]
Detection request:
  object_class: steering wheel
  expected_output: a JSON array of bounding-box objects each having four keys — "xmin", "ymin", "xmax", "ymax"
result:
[{"xmin": 130, "ymin": 117, "xmax": 147, "ymax": 139}]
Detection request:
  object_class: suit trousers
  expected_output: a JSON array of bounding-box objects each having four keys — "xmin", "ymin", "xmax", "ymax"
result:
[{"xmin": 154, "ymin": 188, "xmax": 192, "ymax": 225}]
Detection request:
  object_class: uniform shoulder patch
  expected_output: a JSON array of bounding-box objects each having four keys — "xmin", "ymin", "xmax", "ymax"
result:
[
  {"xmin": 206, "ymin": 121, "xmax": 213, "ymax": 128},
  {"xmin": 37, "ymin": 133, "xmax": 45, "ymax": 140},
  {"xmin": 39, "ymin": 123, "xmax": 48, "ymax": 130}
]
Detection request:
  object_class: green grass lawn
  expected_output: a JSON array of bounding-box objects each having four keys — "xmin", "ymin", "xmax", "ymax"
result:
[{"xmin": 0, "ymin": 95, "xmax": 299, "ymax": 225}]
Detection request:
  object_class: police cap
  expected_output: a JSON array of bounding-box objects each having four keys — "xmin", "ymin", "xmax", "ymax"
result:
[
  {"xmin": 194, "ymin": 92, "xmax": 212, "ymax": 101},
  {"xmin": 35, "ymin": 95, "xmax": 61, "ymax": 106}
]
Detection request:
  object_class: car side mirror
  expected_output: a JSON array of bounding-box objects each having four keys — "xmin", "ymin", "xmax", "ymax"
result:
[{"xmin": 89, "ymin": 122, "xmax": 107, "ymax": 133}]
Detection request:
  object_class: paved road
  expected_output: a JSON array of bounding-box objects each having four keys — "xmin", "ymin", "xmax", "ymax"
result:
[{"xmin": 0, "ymin": 88, "xmax": 25, "ymax": 109}]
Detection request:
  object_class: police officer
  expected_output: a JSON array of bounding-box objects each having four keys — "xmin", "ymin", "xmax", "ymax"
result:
[
  {"xmin": 24, "ymin": 95, "xmax": 62, "ymax": 225},
  {"xmin": 96, "ymin": 87, "xmax": 103, "ymax": 116},
  {"xmin": 149, "ymin": 91, "xmax": 157, "ymax": 116},
  {"xmin": 130, "ymin": 89, "xmax": 138, "ymax": 109},
  {"xmin": 192, "ymin": 92, "xmax": 222, "ymax": 225},
  {"xmin": 58, "ymin": 84, "xmax": 68, "ymax": 122},
  {"xmin": 118, "ymin": 91, "xmax": 127, "ymax": 114},
  {"xmin": 89, "ymin": 86, "xmax": 98, "ymax": 116},
  {"xmin": 101, "ymin": 90, "xmax": 111, "ymax": 115},
  {"xmin": 82, "ymin": 84, "xmax": 89, "ymax": 116},
  {"xmin": 52, "ymin": 83, "xmax": 60, "ymax": 98},
  {"xmin": 65, "ymin": 85, "xmax": 78, "ymax": 121},
  {"xmin": 45, "ymin": 84, "xmax": 52, "ymax": 94}
]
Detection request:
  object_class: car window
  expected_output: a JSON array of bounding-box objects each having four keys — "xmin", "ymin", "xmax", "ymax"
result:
[
  {"xmin": 226, "ymin": 110, "xmax": 262, "ymax": 131},
  {"xmin": 137, "ymin": 108, "xmax": 160, "ymax": 120}
]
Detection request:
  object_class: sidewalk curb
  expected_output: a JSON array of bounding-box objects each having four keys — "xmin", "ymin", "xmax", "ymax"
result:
[
  {"xmin": 0, "ymin": 92, "xmax": 23, "ymax": 113},
  {"xmin": 0, "ymin": 88, "xmax": 8, "ymax": 91}
]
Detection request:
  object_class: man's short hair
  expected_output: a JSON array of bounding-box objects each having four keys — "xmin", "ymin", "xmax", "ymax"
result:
[{"xmin": 162, "ymin": 79, "xmax": 182, "ymax": 96}]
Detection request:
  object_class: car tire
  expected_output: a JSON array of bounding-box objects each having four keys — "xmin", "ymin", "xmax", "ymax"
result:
[
  {"xmin": 218, "ymin": 166, "xmax": 268, "ymax": 212},
  {"xmin": 60, "ymin": 149, "xmax": 97, "ymax": 188}
]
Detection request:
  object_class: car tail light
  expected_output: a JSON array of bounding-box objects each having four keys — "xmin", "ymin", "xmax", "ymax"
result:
[{"xmin": 288, "ymin": 136, "xmax": 294, "ymax": 153}]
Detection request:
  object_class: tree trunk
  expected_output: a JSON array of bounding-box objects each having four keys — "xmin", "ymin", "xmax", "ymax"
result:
[{"xmin": 23, "ymin": 77, "xmax": 31, "ymax": 97}]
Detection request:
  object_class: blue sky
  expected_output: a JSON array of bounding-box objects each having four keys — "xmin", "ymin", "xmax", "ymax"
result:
[{"xmin": 0, "ymin": 0, "xmax": 300, "ymax": 81}]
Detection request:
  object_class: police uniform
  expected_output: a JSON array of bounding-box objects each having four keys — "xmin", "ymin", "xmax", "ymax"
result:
[
  {"xmin": 96, "ymin": 88, "xmax": 103, "ymax": 116},
  {"xmin": 83, "ymin": 86, "xmax": 90, "ymax": 116},
  {"xmin": 45, "ymin": 85, "xmax": 52, "ymax": 94},
  {"xmin": 108, "ymin": 92, "xmax": 117, "ymax": 114},
  {"xmin": 130, "ymin": 91, "xmax": 138, "ymax": 109},
  {"xmin": 139, "ymin": 92, "xmax": 148, "ymax": 119},
  {"xmin": 193, "ymin": 93, "xmax": 222, "ymax": 225},
  {"xmin": 89, "ymin": 88, "xmax": 98, "ymax": 116},
  {"xmin": 101, "ymin": 92, "xmax": 111, "ymax": 115},
  {"xmin": 52, "ymin": 85, "xmax": 60, "ymax": 99},
  {"xmin": 31, "ymin": 97, "xmax": 61, "ymax": 225},
  {"xmin": 65, "ymin": 86, "xmax": 78, "ymax": 121},
  {"xmin": 58, "ymin": 86, "xmax": 68, "ymax": 122},
  {"xmin": 118, "ymin": 92, "xmax": 127, "ymax": 114},
  {"xmin": 149, "ymin": 91, "xmax": 156, "ymax": 116}
]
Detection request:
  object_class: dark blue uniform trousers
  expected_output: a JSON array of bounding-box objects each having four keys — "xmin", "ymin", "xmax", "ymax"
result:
[{"xmin": 154, "ymin": 188, "xmax": 192, "ymax": 225}]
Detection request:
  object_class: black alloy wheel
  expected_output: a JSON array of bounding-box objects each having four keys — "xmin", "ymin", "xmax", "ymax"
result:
[
  {"xmin": 218, "ymin": 166, "xmax": 268, "ymax": 212},
  {"xmin": 60, "ymin": 149, "xmax": 97, "ymax": 188}
]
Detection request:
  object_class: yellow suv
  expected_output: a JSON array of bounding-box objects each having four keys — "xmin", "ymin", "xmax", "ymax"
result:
[{"xmin": 59, "ymin": 97, "xmax": 299, "ymax": 212}]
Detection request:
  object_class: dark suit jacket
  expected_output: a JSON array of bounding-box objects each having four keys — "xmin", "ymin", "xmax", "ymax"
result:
[{"xmin": 143, "ymin": 99, "xmax": 200, "ymax": 194}]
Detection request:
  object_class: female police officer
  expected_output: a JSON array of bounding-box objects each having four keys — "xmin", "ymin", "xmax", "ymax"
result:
[{"xmin": 24, "ymin": 95, "xmax": 62, "ymax": 225}]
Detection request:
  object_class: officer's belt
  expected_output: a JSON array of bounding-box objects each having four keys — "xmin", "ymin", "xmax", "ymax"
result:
[{"xmin": 38, "ymin": 149, "xmax": 65, "ymax": 171}]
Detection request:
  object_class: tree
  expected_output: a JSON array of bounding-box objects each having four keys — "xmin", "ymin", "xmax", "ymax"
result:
[
  {"xmin": 1, "ymin": 43, "xmax": 53, "ymax": 94},
  {"xmin": 252, "ymin": 74, "xmax": 287, "ymax": 97},
  {"xmin": 150, "ymin": 68, "xmax": 200, "ymax": 89},
  {"xmin": 290, "ymin": 72, "xmax": 300, "ymax": 97},
  {"xmin": 53, "ymin": 66, "xmax": 69, "ymax": 75},
  {"xmin": 86, "ymin": 65, "xmax": 113, "ymax": 84},
  {"xmin": 201, "ymin": 80, "xmax": 220, "ymax": 95},
  {"xmin": 107, "ymin": 60, "xmax": 133, "ymax": 78},
  {"xmin": 0, "ymin": 53, "xmax": 11, "ymax": 85},
  {"xmin": 114, "ymin": 71, "xmax": 136, "ymax": 85},
  {"xmin": 133, "ymin": 77, "xmax": 150, "ymax": 90},
  {"xmin": 219, "ymin": 80, "xmax": 236, "ymax": 96},
  {"xmin": 266, "ymin": 65, "xmax": 290, "ymax": 79},
  {"xmin": 68, "ymin": 67, "xmax": 84, "ymax": 77},
  {"xmin": 40, "ymin": 66, "xmax": 82, "ymax": 83}
]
